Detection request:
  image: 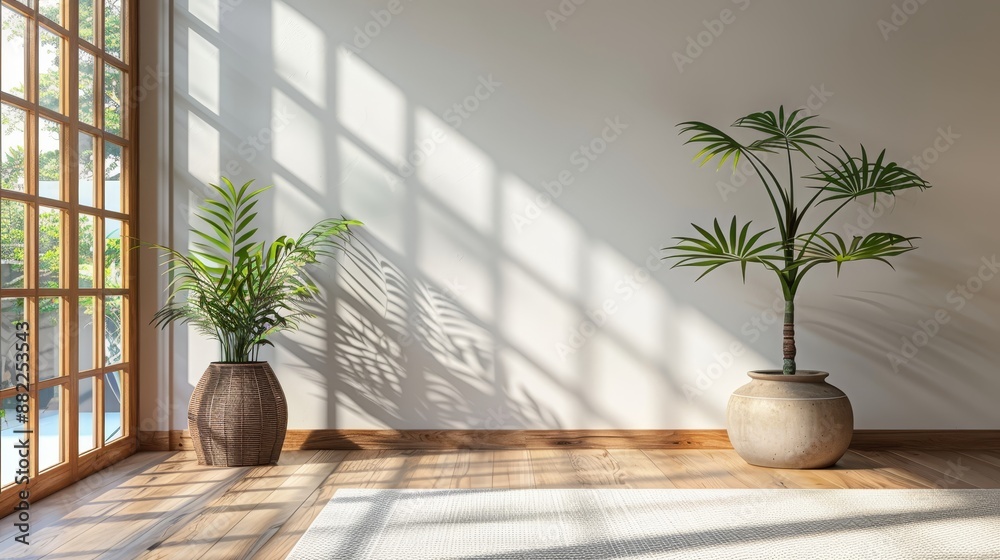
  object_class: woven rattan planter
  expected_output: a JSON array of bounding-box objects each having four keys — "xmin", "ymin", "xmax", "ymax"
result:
[{"xmin": 188, "ymin": 361, "xmax": 288, "ymax": 466}]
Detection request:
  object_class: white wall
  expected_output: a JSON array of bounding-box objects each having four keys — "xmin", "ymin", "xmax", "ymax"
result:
[{"xmin": 138, "ymin": 0, "xmax": 1000, "ymax": 431}]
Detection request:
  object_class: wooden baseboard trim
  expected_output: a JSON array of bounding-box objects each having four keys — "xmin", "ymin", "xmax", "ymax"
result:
[
  {"xmin": 137, "ymin": 429, "xmax": 1000, "ymax": 452},
  {"xmin": 848, "ymin": 430, "xmax": 1000, "ymax": 450}
]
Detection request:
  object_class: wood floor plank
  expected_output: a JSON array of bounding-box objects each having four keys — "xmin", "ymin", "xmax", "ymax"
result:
[
  {"xmin": 853, "ymin": 450, "xmax": 978, "ymax": 489},
  {"xmin": 451, "ymin": 450, "xmax": 494, "ymax": 489},
  {"xmin": 530, "ymin": 449, "xmax": 632, "ymax": 487},
  {"xmin": 697, "ymin": 450, "xmax": 818, "ymax": 489},
  {"xmin": 959, "ymin": 450, "xmax": 1000, "ymax": 469},
  {"xmin": 404, "ymin": 450, "xmax": 460, "ymax": 489},
  {"xmin": 810, "ymin": 451, "xmax": 934, "ymax": 489},
  {"xmin": 200, "ymin": 454, "xmax": 349, "ymax": 559},
  {"xmin": 888, "ymin": 450, "xmax": 1000, "ymax": 488},
  {"xmin": 528, "ymin": 449, "xmax": 576, "ymax": 488},
  {"xmin": 0, "ymin": 451, "xmax": 169, "ymax": 547},
  {"xmin": 129, "ymin": 451, "xmax": 317, "ymax": 560},
  {"xmin": 0, "ymin": 453, "xmax": 191, "ymax": 558},
  {"xmin": 491, "ymin": 449, "xmax": 534, "ymax": 489},
  {"xmin": 45, "ymin": 463, "xmax": 250, "ymax": 560},
  {"xmin": 5, "ymin": 453, "xmax": 237, "ymax": 560},
  {"xmin": 642, "ymin": 449, "xmax": 750, "ymax": 488},
  {"xmin": 603, "ymin": 449, "xmax": 677, "ymax": 488}
]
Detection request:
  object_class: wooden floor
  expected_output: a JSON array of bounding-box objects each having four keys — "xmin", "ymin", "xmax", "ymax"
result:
[{"xmin": 2, "ymin": 448, "xmax": 999, "ymax": 559}]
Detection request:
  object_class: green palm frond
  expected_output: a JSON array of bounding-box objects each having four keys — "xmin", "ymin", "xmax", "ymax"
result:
[
  {"xmin": 151, "ymin": 178, "xmax": 361, "ymax": 362},
  {"xmin": 807, "ymin": 145, "xmax": 931, "ymax": 205},
  {"xmin": 795, "ymin": 232, "xmax": 918, "ymax": 275},
  {"xmin": 664, "ymin": 217, "xmax": 782, "ymax": 281},
  {"xmin": 733, "ymin": 106, "xmax": 830, "ymax": 159},
  {"xmin": 676, "ymin": 121, "xmax": 745, "ymax": 170}
]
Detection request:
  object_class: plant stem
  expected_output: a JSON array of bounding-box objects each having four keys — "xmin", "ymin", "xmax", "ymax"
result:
[{"xmin": 782, "ymin": 299, "xmax": 796, "ymax": 374}]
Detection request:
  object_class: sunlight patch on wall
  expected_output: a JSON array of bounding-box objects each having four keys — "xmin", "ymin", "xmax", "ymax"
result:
[
  {"xmin": 336, "ymin": 46, "xmax": 405, "ymax": 165},
  {"xmin": 337, "ymin": 136, "xmax": 408, "ymax": 256},
  {"xmin": 187, "ymin": 0, "xmax": 219, "ymax": 31},
  {"xmin": 186, "ymin": 28, "xmax": 219, "ymax": 114},
  {"xmin": 585, "ymin": 240, "xmax": 677, "ymax": 364},
  {"xmin": 272, "ymin": 88, "xmax": 324, "ymax": 190},
  {"xmin": 414, "ymin": 107, "xmax": 495, "ymax": 233},
  {"xmin": 272, "ymin": 0, "xmax": 325, "ymax": 108},
  {"xmin": 186, "ymin": 110, "xmax": 219, "ymax": 184},
  {"xmin": 272, "ymin": 172, "xmax": 323, "ymax": 229},
  {"xmin": 587, "ymin": 337, "xmax": 668, "ymax": 428},
  {"xmin": 675, "ymin": 305, "xmax": 766, "ymax": 421},
  {"xmin": 415, "ymin": 197, "xmax": 494, "ymax": 323},
  {"xmin": 500, "ymin": 262, "xmax": 579, "ymax": 383},
  {"xmin": 500, "ymin": 173, "xmax": 582, "ymax": 297}
]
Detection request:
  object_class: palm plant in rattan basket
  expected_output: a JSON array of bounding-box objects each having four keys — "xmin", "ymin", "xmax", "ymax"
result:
[
  {"xmin": 151, "ymin": 177, "xmax": 359, "ymax": 362},
  {"xmin": 664, "ymin": 107, "xmax": 932, "ymax": 374}
]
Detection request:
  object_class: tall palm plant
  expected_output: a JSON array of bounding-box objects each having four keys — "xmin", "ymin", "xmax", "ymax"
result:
[
  {"xmin": 665, "ymin": 107, "xmax": 931, "ymax": 374},
  {"xmin": 151, "ymin": 178, "xmax": 359, "ymax": 362}
]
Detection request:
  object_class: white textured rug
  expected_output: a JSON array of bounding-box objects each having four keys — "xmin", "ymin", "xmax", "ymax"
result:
[{"xmin": 287, "ymin": 489, "xmax": 1000, "ymax": 559}]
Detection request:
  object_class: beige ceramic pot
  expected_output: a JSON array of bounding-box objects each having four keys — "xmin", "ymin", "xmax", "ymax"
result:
[{"xmin": 726, "ymin": 370, "xmax": 853, "ymax": 469}]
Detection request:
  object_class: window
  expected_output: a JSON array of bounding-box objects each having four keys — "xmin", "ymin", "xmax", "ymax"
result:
[{"xmin": 1, "ymin": 0, "xmax": 134, "ymax": 505}]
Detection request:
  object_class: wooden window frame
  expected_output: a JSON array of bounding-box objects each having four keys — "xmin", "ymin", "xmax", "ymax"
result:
[{"xmin": 0, "ymin": 0, "xmax": 138, "ymax": 513}]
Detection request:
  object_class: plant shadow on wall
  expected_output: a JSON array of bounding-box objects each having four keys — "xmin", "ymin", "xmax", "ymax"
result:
[
  {"xmin": 810, "ymin": 254, "xmax": 1000, "ymax": 387},
  {"xmin": 279, "ymin": 232, "xmax": 563, "ymax": 430}
]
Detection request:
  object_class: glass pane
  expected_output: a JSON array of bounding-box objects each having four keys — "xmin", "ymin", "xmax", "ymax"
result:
[
  {"xmin": 1, "ymin": 104, "xmax": 27, "ymax": 192},
  {"xmin": 104, "ymin": 295, "xmax": 122, "ymax": 365},
  {"xmin": 104, "ymin": 141, "xmax": 122, "ymax": 212},
  {"xmin": 78, "ymin": 49, "xmax": 96, "ymax": 125},
  {"xmin": 1, "ymin": 199, "xmax": 27, "ymax": 289},
  {"xmin": 78, "ymin": 132, "xmax": 96, "ymax": 205},
  {"xmin": 104, "ymin": 0, "xmax": 123, "ymax": 59},
  {"xmin": 38, "ymin": 297, "xmax": 61, "ymax": 381},
  {"xmin": 39, "ymin": 0, "xmax": 60, "ymax": 23},
  {"xmin": 1, "ymin": 7, "xmax": 27, "ymax": 98},
  {"xmin": 78, "ymin": 296, "xmax": 95, "ymax": 371},
  {"xmin": 1, "ymin": 396, "xmax": 28, "ymax": 487},
  {"xmin": 79, "ymin": 0, "xmax": 95, "ymax": 43},
  {"xmin": 39, "ymin": 118, "xmax": 62, "ymax": 199},
  {"xmin": 38, "ymin": 26, "xmax": 63, "ymax": 113},
  {"xmin": 79, "ymin": 214, "xmax": 95, "ymax": 287},
  {"xmin": 1, "ymin": 298, "xmax": 27, "ymax": 391},
  {"xmin": 38, "ymin": 384, "xmax": 63, "ymax": 471},
  {"xmin": 104, "ymin": 371, "xmax": 123, "ymax": 443},
  {"xmin": 39, "ymin": 206, "xmax": 62, "ymax": 287},
  {"xmin": 79, "ymin": 377, "xmax": 96, "ymax": 453},
  {"xmin": 104, "ymin": 218, "xmax": 122, "ymax": 288},
  {"xmin": 103, "ymin": 64, "xmax": 123, "ymax": 136}
]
